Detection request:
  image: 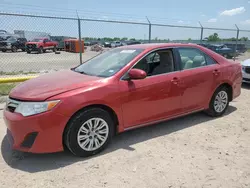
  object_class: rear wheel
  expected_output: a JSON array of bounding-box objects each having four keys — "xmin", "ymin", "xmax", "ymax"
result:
[
  {"xmin": 1, "ymin": 49, "xmax": 6, "ymax": 52},
  {"xmin": 64, "ymin": 108, "xmax": 114, "ymax": 157},
  {"xmin": 205, "ymin": 87, "xmax": 229, "ymax": 117},
  {"xmin": 21, "ymin": 48, "xmax": 25, "ymax": 52},
  {"xmin": 26, "ymin": 50, "xmax": 31, "ymax": 54},
  {"xmin": 53, "ymin": 46, "xmax": 56, "ymax": 52}
]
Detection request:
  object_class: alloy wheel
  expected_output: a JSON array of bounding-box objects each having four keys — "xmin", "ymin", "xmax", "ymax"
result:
[
  {"xmin": 214, "ymin": 91, "xmax": 228, "ymax": 113},
  {"xmin": 77, "ymin": 118, "xmax": 109, "ymax": 151}
]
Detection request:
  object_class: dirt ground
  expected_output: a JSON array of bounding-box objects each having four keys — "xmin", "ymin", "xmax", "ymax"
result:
[
  {"xmin": 0, "ymin": 85, "xmax": 249, "ymax": 188},
  {"xmin": 236, "ymin": 51, "xmax": 250, "ymax": 62}
]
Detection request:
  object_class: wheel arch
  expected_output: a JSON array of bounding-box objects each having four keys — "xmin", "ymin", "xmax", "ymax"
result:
[
  {"xmin": 212, "ymin": 82, "xmax": 233, "ymax": 102},
  {"xmin": 62, "ymin": 104, "xmax": 120, "ymax": 146}
]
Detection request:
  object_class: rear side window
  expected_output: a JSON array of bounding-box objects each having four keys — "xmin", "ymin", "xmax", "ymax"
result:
[
  {"xmin": 205, "ymin": 54, "xmax": 217, "ymax": 65},
  {"xmin": 178, "ymin": 48, "xmax": 216, "ymax": 70}
]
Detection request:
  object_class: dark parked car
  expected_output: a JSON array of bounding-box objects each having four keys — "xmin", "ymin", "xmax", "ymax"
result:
[
  {"xmin": 124, "ymin": 40, "xmax": 141, "ymax": 45},
  {"xmin": 0, "ymin": 37, "xmax": 27, "ymax": 52},
  {"xmin": 225, "ymin": 43, "xmax": 247, "ymax": 54},
  {"xmin": 199, "ymin": 44, "xmax": 235, "ymax": 58}
]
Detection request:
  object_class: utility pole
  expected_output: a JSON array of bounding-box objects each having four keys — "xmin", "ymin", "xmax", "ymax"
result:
[
  {"xmin": 146, "ymin": 16, "xmax": 151, "ymax": 43},
  {"xmin": 199, "ymin": 22, "xmax": 203, "ymax": 44},
  {"xmin": 76, "ymin": 10, "xmax": 83, "ymax": 64}
]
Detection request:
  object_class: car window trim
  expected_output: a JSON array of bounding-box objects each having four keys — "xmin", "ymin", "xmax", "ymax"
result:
[
  {"xmin": 176, "ymin": 47, "xmax": 219, "ymax": 71},
  {"xmin": 120, "ymin": 47, "xmax": 179, "ymax": 80}
]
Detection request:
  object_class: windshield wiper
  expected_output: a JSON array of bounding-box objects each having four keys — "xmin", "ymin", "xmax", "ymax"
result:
[{"xmin": 71, "ymin": 68, "xmax": 88, "ymax": 75}]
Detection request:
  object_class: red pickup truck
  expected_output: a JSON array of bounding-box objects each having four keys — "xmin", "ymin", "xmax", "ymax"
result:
[{"xmin": 26, "ymin": 38, "xmax": 58, "ymax": 53}]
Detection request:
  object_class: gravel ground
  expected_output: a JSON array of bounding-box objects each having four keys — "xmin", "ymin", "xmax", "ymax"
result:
[
  {"xmin": 0, "ymin": 48, "xmax": 100, "ymax": 74},
  {"xmin": 236, "ymin": 51, "xmax": 250, "ymax": 62},
  {"xmin": 0, "ymin": 85, "xmax": 249, "ymax": 188}
]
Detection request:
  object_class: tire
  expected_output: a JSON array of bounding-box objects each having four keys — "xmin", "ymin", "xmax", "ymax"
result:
[
  {"xmin": 205, "ymin": 86, "xmax": 229, "ymax": 117},
  {"xmin": 11, "ymin": 46, "xmax": 17, "ymax": 52},
  {"xmin": 43, "ymin": 49, "xmax": 46, "ymax": 53},
  {"xmin": 53, "ymin": 46, "xmax": 56, "ymax": 52},
  {"xmin": 38, "ymin": 47, "xmax": 43, "ymax": 54},
  {"xmin": 21, "ymin": 48, "xmax": 25, "ymax": 52},
  {"xmin": 27, "ymin": 50, "xmax": 31, "ymax": 54},
  {"xmin": 64, "ymin": 108, "xmax": 114, "ymax": 157},
  {"xmin": 1, "ymin": 49, "xmax": 6, "ymax": 52}
]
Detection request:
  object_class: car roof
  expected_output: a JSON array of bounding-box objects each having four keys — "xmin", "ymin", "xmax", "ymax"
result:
[{"xmin": 119, "ymin": 43, "xmax": 202, "ymax": 50}]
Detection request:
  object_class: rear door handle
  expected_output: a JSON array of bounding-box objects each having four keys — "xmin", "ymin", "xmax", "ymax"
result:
[
  {"xmin": 213, "ymin": 69, "xmax": 220, "ymax": 75},
  {"xmin": 171, "ymin": 77, "xmax": 180, "ymax": 84}
]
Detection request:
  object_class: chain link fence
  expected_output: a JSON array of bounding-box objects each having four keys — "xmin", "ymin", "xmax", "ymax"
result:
[{"xmin": 0, "ymin": 12, "xmax": 250, "ymax": 97}]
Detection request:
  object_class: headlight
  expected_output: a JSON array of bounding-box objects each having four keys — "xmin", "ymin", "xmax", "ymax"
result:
[
  {"xmin": 242, "ymin": 65, "xmax": 245, "ymax": 72},
  {"xmin": 15, "ymin": 100, "xmax": 60, "ymax": 117}
]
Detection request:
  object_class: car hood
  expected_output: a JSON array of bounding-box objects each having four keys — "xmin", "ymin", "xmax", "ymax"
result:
[
  {"xmin": 9, "ymin": 70, "xmax": 104, "ymax": 101},
  {"xmin": 242, "ymin": 59, "xmax": 250, "ymax": 66}
]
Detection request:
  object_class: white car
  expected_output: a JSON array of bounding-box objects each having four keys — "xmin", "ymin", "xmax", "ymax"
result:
[
  {"xmin": 242, "ymin": 59, "xmax": 250, "ymax": 83},
  {"xmin": 111, "ymin": 41, "xmax": 122, "ymax": 48}
]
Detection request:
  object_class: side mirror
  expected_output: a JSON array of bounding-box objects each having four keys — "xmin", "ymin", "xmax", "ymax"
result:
[{"xmin": 128, "ymin": 69, "xmax": 146, "ymax": 80}]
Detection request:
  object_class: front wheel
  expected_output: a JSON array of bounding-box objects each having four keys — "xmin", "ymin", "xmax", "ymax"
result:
[
  {"xmin": 53, "ymin": 46, "xmax": 56, "ymax": 52},
  {"xmin": 64, "ymin": 108, "xmax": 114, "ymax": 157},
  {"xmin": 205, "ymin": 87, "xmax": 229, "ymax": 117},
  {"xmin": 11, "ymin": 46, "xmax": 17, "ymax": 52},
  {"xmin": 38, "ymin": 47, "xmax": 43, "ymax": 54}
]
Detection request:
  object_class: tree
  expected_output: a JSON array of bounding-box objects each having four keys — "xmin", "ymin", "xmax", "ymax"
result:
[
  {"xmin": 207, "ymin": 33, "xmax": 220, "ymax": 41},
  {"xmin": 121, "ymin": 37, "xmax": 128, "ymax": 41},
  {"xmin": 113, "ymin": 37, "xmax": 120, "ymax": 41},
  {"xmin": 240, "ymin": 37, "xmax": 248, "ymax": 41},
  {"xmin": 188, "ymin": 38, "xmax": 192, "ymax": 41},
  {"xmin": 130, "ymin": 38, "xmax": 136, "ymax": 41}
]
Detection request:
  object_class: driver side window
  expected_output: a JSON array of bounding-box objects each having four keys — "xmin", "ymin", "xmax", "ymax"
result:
[{"xmin": 133, "ymin": 49, "xmax": 174, "ymax": 77}]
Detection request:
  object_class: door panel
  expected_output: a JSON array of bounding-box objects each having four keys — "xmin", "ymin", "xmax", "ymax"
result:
[
  {"xmin": 178, "ymin": 64, "xmax": 220, "ymax": 112},
  {"xmin": 119, "ymin": 72, "xmax": 182, "ymax": 128}
]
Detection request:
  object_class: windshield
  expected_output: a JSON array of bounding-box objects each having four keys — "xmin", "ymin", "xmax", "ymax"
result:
[
  {"xmin": 6, "ymin": 37, "xmax": 16, "ymax": 42},
  {"xmin": 74, "ymin": 48, "xmax": 144, "ymax": 77},
  {"xmin": 32, "ymin": 38, "xmax": 44, "ymax": 42}
]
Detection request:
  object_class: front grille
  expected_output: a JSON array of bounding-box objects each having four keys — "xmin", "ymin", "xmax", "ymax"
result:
[
  {"xmin": 245, "ymin": 67, "xmax": 250, "ymax": 74},
  {"xmin": 243, "ymin": 77, "xmax": 250, "ymax": 82},
  {"xmin": 0, "ymin": 42, "xmax": 7, "ymax": 47},
  {"xmin": 26, "ymin": 44, "xmax": 36, "ymax": 48},
  {"xmin": 6, "ymin": 98, "xmax": 20, "ymax": 113}
]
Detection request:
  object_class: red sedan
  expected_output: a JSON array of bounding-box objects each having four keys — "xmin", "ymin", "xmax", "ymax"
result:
[{"xmin": 4, "ymin": 43, "xmax": 242, "ymax": 157}]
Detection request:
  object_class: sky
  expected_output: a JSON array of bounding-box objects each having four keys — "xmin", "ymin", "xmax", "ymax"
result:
[{"xmin": 0, "ymin": 0, "xmax": 250, "ymax": 40}]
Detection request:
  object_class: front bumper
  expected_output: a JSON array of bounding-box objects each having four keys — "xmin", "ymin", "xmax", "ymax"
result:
[
  {"xmin": 26, "ymin": 44, "xmax": 39, "ymax": 51},
  {"xmin": 3, "ymin": 108, "xmax": 70, "ymax": 153},
  {"xmin": 0, "ymin": 46, "xmax": 11, "ymax": 50},
  {"xmin": 242, "ymin": 71, "xmax": 250, "ymax": 83}
]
